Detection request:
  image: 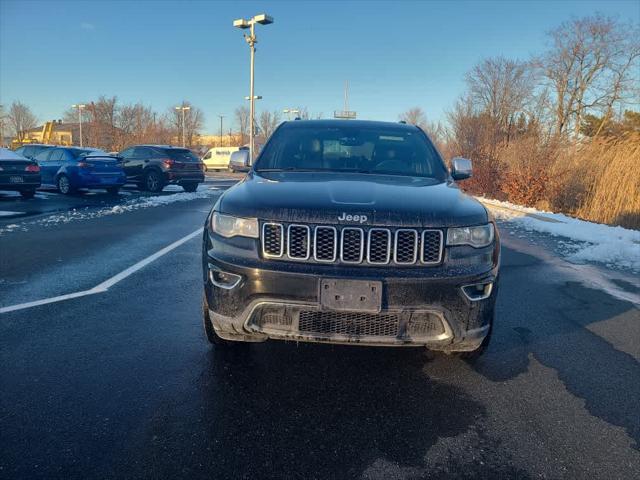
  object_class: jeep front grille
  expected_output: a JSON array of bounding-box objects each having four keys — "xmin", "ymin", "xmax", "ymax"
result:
[{"xmin": 261, "ymin": 222, "xmax": 443, "ymax": 266}]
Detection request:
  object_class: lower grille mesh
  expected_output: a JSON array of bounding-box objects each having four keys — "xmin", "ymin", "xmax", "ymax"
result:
[{"xmin": 299, "ymin": 311, "xmax": 399, "ymax": 337}]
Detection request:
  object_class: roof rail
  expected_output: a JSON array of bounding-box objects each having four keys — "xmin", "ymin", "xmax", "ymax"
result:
[
  {"xmin": 294, "ymin": 117, "xmax": 301, "ymax": 121},
  {"xmin": 398, "ymin": 120, "xmax": 407, "ymax": 124}
]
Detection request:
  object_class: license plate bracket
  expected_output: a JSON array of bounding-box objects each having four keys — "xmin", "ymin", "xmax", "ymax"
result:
[{"xmin": 320, "ymin": 279, "xmax": 382, "ymax": 313}]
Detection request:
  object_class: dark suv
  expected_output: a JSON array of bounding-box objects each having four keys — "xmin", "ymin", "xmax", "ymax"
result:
[
  {"xmin": 202, "ymin": 120, "xmax": 500, "ymax": 359},
  {"xmin": 118, "ymin": 145, "xmax": 205, "ymax": 192}
]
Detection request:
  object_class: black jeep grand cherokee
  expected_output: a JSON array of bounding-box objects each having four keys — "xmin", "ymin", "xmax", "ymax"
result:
[{"xmin": 202, "ymin": 120, "xmax": 499, "ymax": 358}]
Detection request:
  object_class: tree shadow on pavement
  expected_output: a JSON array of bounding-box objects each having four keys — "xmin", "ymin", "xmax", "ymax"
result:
[
  {"xmin": 473, "ymin": 247, "xmax": 640, "ymax": 449},
  {"xmin": 181, "ymin": 343, "xmax": 533, "ymax": 480}
]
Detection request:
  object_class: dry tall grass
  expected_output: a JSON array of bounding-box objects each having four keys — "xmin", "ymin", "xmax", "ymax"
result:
[
  {"xmin": 574, "ymin": 134, "xmax": 640, "ymax": 229},
  {"xmin": 467, "ymin": 134, "xmax": 639, "ymax": 230}
]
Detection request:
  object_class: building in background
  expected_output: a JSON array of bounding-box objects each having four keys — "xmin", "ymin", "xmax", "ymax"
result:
[{"xmin": 12, "ymin": 120, "xmax": 78, "ymax": 147}]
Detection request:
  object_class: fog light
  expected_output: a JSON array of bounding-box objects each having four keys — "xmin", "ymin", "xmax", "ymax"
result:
[
  {"xmin": 208, "ymin": 265, "xmax": 242, "ymax": 290},
  {"xmin": 461, "ymin": 282, "xmax": 493, "ymax": 301}
]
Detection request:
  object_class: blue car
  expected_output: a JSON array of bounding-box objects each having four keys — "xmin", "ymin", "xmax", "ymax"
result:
[{"xmin": 34, "ymin": 147, "xmax": 127, "ymax": 195}]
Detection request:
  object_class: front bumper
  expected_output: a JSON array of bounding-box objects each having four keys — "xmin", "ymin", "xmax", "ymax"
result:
[{"xmin": 203, "ymin": 232, "xmax": 499, "ymax": 351}]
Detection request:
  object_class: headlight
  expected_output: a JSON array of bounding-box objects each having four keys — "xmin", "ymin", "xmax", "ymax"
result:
[
  {"xmin": 447, "ymin": 223, "xmax": 494, "ymax": 248},
  {"xmin": 211, "ymin": 212, "xmax": 259, "ymax": 238}
]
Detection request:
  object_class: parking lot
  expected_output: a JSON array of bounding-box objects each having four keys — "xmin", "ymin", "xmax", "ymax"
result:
[{"xmin": 1, "ymin": 172, "xmax": 639, "ymax": 479}]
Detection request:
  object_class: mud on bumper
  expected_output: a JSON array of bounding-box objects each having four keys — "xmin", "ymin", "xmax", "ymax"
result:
[{"xmin": 203, "ymin": 256, "xmax": 497, "ymax": 352}]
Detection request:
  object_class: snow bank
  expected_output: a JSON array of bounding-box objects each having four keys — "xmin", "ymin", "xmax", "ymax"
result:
[
  {"xmin": 0, "ymin": 187, "xmax": 218, "ymax": 235},
  {"xmin": 479, "ymin": 197, "xmax": 640, "ymax": 271}
]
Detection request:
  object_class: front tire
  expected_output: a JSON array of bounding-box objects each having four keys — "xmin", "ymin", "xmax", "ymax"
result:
[
  {"xmin": 57, "ymin": 175, "xmax": 73, "ymax": 195},
  {"xmin": 20, "ymin": 189, "xmax": 36, "ymax": 199},
  {"xmin": 144, "ymin": 170, "xmax": 164, "ymax": 193},
  {"xmin": 182, "ymin": 182, "xmax": 198, "ymax": 193}
]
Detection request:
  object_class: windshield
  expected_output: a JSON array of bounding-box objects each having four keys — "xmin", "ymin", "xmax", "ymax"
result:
[{"xmin": 255, "ymin": 124, "xmax": 447, "ymax": 179}]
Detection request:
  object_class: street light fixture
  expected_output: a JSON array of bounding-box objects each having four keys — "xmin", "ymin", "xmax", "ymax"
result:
[
  {"xmin": 234, "ymin": 13, "xmax": 274, "ymax": 163},
  {"xmin": 175, "ymin": 104, "xmax": 191, "ymax": 147},
  {"xmin": 283, "ymin": 108, "xmax": 300, "ymax": 120},
  {"xmin": 71, "ymin": 104, "xmax": 86, "ymax": 147}
]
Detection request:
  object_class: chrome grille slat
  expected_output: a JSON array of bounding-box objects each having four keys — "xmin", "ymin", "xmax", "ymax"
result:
[
  {"xmin": 262, "ymin": 223, "xmax": 284, "ymax": 258},
  {"xmin": 340, "ymin": 227, "xmax": 365, "ymax": 264},
  {"xmin": 394, "ymin": 229, "xmax": 418, "ymax": 264},
  {"xmin": 287, "ymin": 224, "xmax": 311, "ymax": 260},
  {"xmin": 260, "ymin": 222, "xmax": 442, "ymax": 266},
  {"xmin": 367, "ymin": 228, "xmax": 391, "ymax": 264},
  {"xmin": 421, "ymin": 229, "xmax": 444, "ymax": 264},
  {"xmin": 314, "ymin": 226, "xmax": 338, "ymax": 262}
]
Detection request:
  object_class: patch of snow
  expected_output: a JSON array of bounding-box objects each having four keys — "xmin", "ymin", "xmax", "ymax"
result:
[
  {"xmin": 0, "ymin": 187, "xmax": 218, "ymax": 235},
  {"xmin": 479, "ymin": 197, "xmax": 640, "ymax": 271}
]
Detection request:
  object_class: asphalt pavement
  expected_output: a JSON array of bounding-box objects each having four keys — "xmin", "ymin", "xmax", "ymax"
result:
[{"xmin": 1, "ymin": 175, "xmax": 639, "ymax": 479}]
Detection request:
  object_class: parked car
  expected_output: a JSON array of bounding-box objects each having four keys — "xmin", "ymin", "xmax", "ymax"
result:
[
  {"xmin": 34, "ymin": 147, "xmax": 126, "ymax": 195},
  {"xmin": 13, "ymin": 144, "xmax": 55, "ymax": 161},
  {"xmin": 0, "ymin": 147, "xmax": 41, "ymax": 198},
  {"xmin": 202, "ymin": 120, "xmax": 500, "ymax": 360},
  {"xmin": 118, "ymin": 145, "xmax": 205, "ymax": 193},
  {"xmin": 201, "ymin": 146, "xmax": 240, "ymax": 171}
]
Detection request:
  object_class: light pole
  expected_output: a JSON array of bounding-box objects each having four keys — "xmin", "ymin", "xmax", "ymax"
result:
[
  {"xmin": 175, "ymin": 104, "xmax": 191, "ymax": 147},
  {"xmin": 218, "ymin": 115, "xmax": 225, "ymax": 147},
  {"xmin": 71, "ymin": 104, "xmax": 86, "ymax": 147},
  {"xmin": 234, "ymin": 13, "xmax": 273, "ymax": 163},
  {"xmin": 283, "ymin": 108, "xmax": 300, "ymax": 120}
]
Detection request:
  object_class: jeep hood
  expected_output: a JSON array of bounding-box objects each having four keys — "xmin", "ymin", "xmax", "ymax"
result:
[{"xmin": 218, "ymin": 171, "xmax": 488, "ymax": 227}]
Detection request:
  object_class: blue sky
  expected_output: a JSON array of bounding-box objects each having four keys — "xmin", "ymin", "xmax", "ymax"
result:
[{"xmin": 1, "ymin": 0, "xmax": 638, "ymax": 133}]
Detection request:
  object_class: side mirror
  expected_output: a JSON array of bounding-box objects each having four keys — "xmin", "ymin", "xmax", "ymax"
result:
[
  {"xmin": 451, "ymin": 157, "xmax": 472, "ymax": 180},
  {"xmin": 229, "ymin": 149, "xmax": 250, "ymax": 172}
]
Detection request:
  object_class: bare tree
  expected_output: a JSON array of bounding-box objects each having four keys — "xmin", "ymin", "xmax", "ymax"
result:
[
  {"xmin": 296, "ymin": 106, "xmax": 310, "ymax": 120},
  {"xmin": 257, "ymin": 110, "xmax": 281, "ymax": 141},
  {"xmin": 398, "ymin": 107, "xmax": 446, "ymax": 147},
  {"xmin": 117, "ymin": 103, "xmax": 157, "ymax": 148},
  {"xmin": 0, "ymin": 104, "xmax": 7, "ymax": 146},
  {"xmin": 465, "ymin": 56, "xmax": 535, "ymax": 142},
  {"xmin": 7, "ymin": 101, "xmax": 38, "ymax": 143},
  {"xmin": 399, "ymin": 107, "xmax": 428, "ymax": 128},
  {"xmin": 81, "ymin": 96, "xmax": 118, "ymax": 150},
  {"xmin": 235, "ymin": 106, "xmax": 250, "ymax": 145},
  {"xmin": 168, "ymin": 101, "xmax": 204, "ymax": 147},
  {"xmin": 541, "ymin": 14, "xmax": 640, "ymax": 136}
]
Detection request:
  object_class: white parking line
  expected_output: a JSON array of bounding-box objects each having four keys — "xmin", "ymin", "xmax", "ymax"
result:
[
  {"xmin": 0, "ymin": 227, "xmax": 203, "ymax": 315},
  {"xmin": 0, "ymin": 211, "xmax": 24, "ymax": 217}
]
